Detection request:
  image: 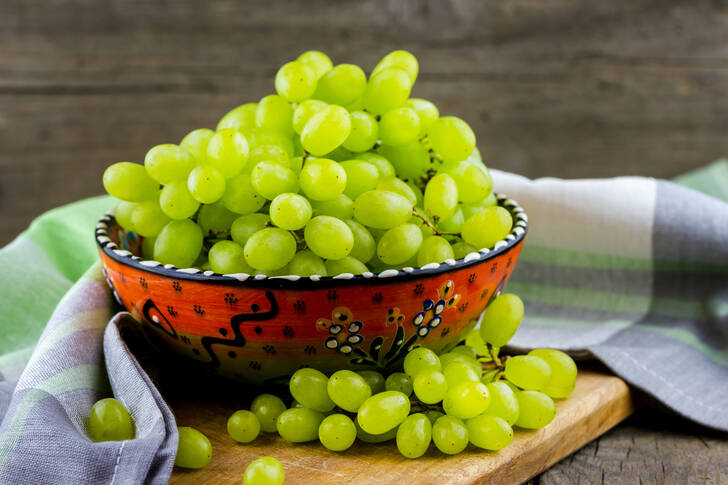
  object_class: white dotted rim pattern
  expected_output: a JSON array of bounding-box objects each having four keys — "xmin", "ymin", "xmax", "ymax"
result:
[{"xmin": 95, "ymin": 193, "xmax": 528, "ymax": 287}]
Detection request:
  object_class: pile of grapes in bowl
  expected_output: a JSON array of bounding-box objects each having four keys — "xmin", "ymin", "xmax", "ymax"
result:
[{"xmin": 96, "ymin": 50, "xmax": 529, "ymax": 384}]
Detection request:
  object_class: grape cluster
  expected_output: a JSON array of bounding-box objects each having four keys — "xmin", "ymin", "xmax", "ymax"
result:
[{"xmin": 102, "ymin": 50, "xmax": 509, "ymax": 275}]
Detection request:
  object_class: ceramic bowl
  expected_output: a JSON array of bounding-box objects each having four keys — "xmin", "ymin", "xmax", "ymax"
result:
[{"xmin": 96, "ymin": 194, "xmax": 527, "ymax": 385}]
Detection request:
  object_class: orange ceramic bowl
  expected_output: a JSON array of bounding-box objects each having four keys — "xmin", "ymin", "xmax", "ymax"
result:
[{"xmin": 96, "ymin": 195, "xmax": 527, "ymax": 385}]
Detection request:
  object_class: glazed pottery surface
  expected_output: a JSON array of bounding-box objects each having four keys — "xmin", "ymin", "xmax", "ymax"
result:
[{"xmin": 97, "ymin": 195, "xmax": 527, "ymax": 385}]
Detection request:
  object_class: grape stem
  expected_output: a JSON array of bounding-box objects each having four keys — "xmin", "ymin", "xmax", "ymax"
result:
[
  {"xmin": 410, "ymin": 210, "xmax": 459, "ymax": 237},
  {"xmin": 486, "ymin": 343, "xmax": 503, "ymax": 368}
]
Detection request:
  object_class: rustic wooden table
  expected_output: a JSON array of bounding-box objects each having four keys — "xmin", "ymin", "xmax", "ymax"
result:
[{"xmin": 2, "ymin": 1, "xmax": 727, "ymax": 482}]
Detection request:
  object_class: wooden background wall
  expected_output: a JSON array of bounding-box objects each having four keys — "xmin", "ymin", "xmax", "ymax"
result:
[{"xmin": 2, "ymin": 0, "xmax": 728, "ymax": 245}]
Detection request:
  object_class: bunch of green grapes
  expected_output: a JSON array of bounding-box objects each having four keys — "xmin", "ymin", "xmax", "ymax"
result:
[{"xmin": 102, "ymin": 49, "xmax": 509, "ymax": 276}]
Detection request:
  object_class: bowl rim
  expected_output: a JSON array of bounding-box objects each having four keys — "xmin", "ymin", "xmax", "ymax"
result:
[{"xmin": 96, "ymin": 193, "xmax": 527, "ymax": 288}]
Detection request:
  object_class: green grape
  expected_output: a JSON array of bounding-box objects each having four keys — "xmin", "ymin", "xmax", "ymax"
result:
[
  {"xmin": 144, "ymin": 144, "xmax": 195, "ymax": 184},
  {"xmin": 443, "ymin": 361, "xmax": 481, "ymax": 388},
  {"xmin": 483, "ymin": 381, "xmax": 519, "ymax": 426},
  {"xmin": 299, "ymin": 158, "xmax": 347, "ymax": 201},
  {"xmin": 515, "ymin": 391, "xmax": 555, "ymax": 429},
  {"xmin": 297, "ymin": 50, "xmax": 333, "ymax": 79},
  {"xmin": 293, "ymin": 100, "xmax": 328, "ymax": 135},
  {"xmin": 528, "ymin": 349, "xmax": 577, "ymax": 398},
  {"xmin": 227, "ymin": 410, "xmax": 260, "ymax": 443},
  {"xmin": 242, "ymin": 456, "xmax": 285, "ymax": 485},
  {"xmin": 175, "ymin": 427, "xmax": 212, "ymax": 469},
  {"xmin": 355, "ymin": 152, "xmax": 396, "ymax": 179},
  {"xmin": 276, "ymin": 408, "xmax": 325, "ymax": 443},
  {"xmin": 504, "ymin": 355, "xmax": 552, "ymax": 391},
  {"xmin": 217, "ymin": 103, "xmax": 258, "ymax": 132},
  {"xmin": 301, "ymin": 105, "xmax": 351, "ymax": 156},
  {"xmin": 250, "ymin": 161, "xmax": 299, "ymax": 200},
  {"xmin": 256, "ymin": 94, "xmax": 294, "ymax": 135},
  {"xmin": 269, "ymin": 193, "xmax": 312, "ymax": 230},
  {"xmin": 290, "ymin": 400, "xmax": 305, "ymax": 409},
  {"xmin": 438, "ymin": 208, "xmax": 464, "ymax": 234},
  {"xmin": 424, "ymin": 410, "xmax": 445, "ymax": 424},
  {"xmin": 385, "ymin": 372, "xmax": 413, "ymax": 396},
  {"xmin": 450, "ymin": 345, "xmax": 478, "ymax": 360},
  {"xmin": 376, "ymin": 178, "xmax": 417, "ymax": 205},
  {"xmin": 180, "ymin": 128, "xmax": 214, "ymax": 163},
  {"xmin": 432, "ymin": 415, "xmax": 469, "ymax": 455},
  {"xmin": 141, "ymin": 236, "xmax": 156, "ymax": 259},
  {"xmin": 340, "ymin": 160, "xmax": 380, "ymax": 199},
  {"xmin": 442, "ymin": 381, "xmax": 490, "ymax": 420},
  {"xmin": 502, "ymin": 380, "xmax": 522, "ymax": 394},
  {"xmin": 424, "ymin": 173, "xmax": 458, "ymax": 221},
  {"xmin": 439, "ymin": 352, "xmax": 482, "ymax": 376},
  {"xmin": 396, "ymin": 413, "xmax": 431, "ymax": 459},
  {"xmin": 319, "ymin": 146, "xmax": 352, "ymax": 163},
  {"xmin": 208, "ymin": 240, "xmax": 253, "ymax": 274},
  {"xmin": 327, "ymin": 370, "xmax": 372, "ymax": 412},
  {"xmin": 417, "ymin": 236, "xmax": 455, "ymax": 266},
  {"xmin": 247, "ymin": 129, "xmax": 294, "ymax": 157},
  {"xmin": 221, "ymin": 173, "xmax": 266, "ymax": 214},
  {"xmin": 288, "ymin": 249, "xmax": 327, "ymax": 277},
  {"xmin": 311, "ymin": 194, "xmax": 354, "ymax": 219},
  {"xmin": 343, "ymin": 219, "xmax": 375, "ymax": 263},
  {"xmin": 103, "ymin": 162, "xmax": 159, "ymax": 202},
  {"xmin": 363, "ymin": 68, "xmax": 412, "ymax": 115},
  {"xmin": 407, "ymin": 99, "xmax": 439, "ymax": 137},
  {"xmin": 372, "ymin": 50, "xmax": 419, "ymax": 83},
  {"xmin": 353, "ymin": 190, "xmax": 413, "ymax": 229},
  {"xmin": 343, "ymin": 110, "xmax": 378, "ymax": 152},
  {"xmin": 464, "ymin": 329, "xmax": 494, "ymax": 358},
  {"xmin": 304, "ymin": 216, "xmax": 354, "ymax": 260},
  {"xmin": 377, "ymin": 224, "xmax": 423, "ymax": 265},
  {"xmin": 187, "ymin": 165, "xmax": 226, "ymax": 204},
  {"xmin": 114, "ymin": 201, "xmax": 136, "ymax": 231},
  {"xmin": 346, "ymin": 96, "xmax": 364, "ymax": 111},
  {"xmin": 244, "ymin": 228, "xmax": 297, "ymax": 271},
  {"xmin": 407, "ymin": 181, "xmax": 424, "ymax": 207},
  {"xmin": 461, "ymin": 206, "xmax": 513, "ymax": 250},
  {"xmin": 325, "ymin": 256, "xmax": 368, "ymax": 275},
  {"xmin": 247, "ymin": 144, "xmax": 290, "ymax": 169},
  {"xmin": 358, "ymin": 370, "xmax": 385, "ymax": 394},
  {"xmin": 87, "ymin": 398, "xmax": 134, "ymax": 442},
  {"xmin": 379, "ymin": 107, "xmax": 421, "ymax": 146},
  {"xmin": 355, "ymin": 421, "xmax": 398, "ymax": 443},
  {"xmin": 160, "ymin": 180, "xmax": 200, "ymax": 220},
  {"xmin": 197, "ymin": 202, "xmax": 238, "ymax": 235},
  {"xmin": 131, "ymin": 197, "xmax": 171, "ymax": 237},
  {"xmin": 275, "ymin": 61, "xmax": 317, "ymax": 102},
  {"xmin": 314, "ymin": 64, "xmax": 367, "ymax": 106},
  {"xmin": 231, "ymin": 213, "xmax": 271, "ymax": 246},
  {"xmin": 466, "ymin": 414, "xmax": 512, "ymax": 451},
  {"xmin": 250, "ymin": 394, "xmax": 287, "ymax": 433},
  {"xmin": 404, "ymin": 347, "xmax": 441, "ymax": 377},
  {"xmin": 440, "ymin": 159, "xmax": 493, "ymax": 204},
  {"xmin": 481, "ymin": 369, "xmax": 500, "ymax": 384},
  {"xmin": 480, "ymin": 293, "xmax": 524, "ymax": 347},
  {"xmin": 289, "ymin": 154, "xmax": 304, "ymax": 174},
  {"xmin": 318, "ymin": 414, "xmax": 357, "ymax": 452},
  {"xmin": 413, "ymin": 369, "xmax": 448, "ymax": 404},
  {"xmin": 452, "ymin": 240, "xmax": 477, "ymax": 259},
  {"xmin": 378, "ymin": 141, "xmax": 430, "ymax": 181},
  {"xmin": 154, "ymin": 220, "xmax": 203, "ymax": 267},
  {"xmin": 357, "ymin": 391, "xmax": 410, "ymax": 435},
  {"xmin": 428, "ymin": 116, "xmax": 476, "ymax": 163},
  {"xmin": 289, "ymin": 368, "xmax": 335, "ymax": 412},
  {"xmin": 206, "ymin": 129, "xmax": 249, "ymax": 178}
]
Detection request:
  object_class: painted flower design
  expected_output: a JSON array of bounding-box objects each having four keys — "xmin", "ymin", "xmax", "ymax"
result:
[
  {"xmin": 412, "ymin": 280, "xmax": 460, "ymax": 338},
  {"xmin": 316, "ymin": 306, "xmax": 365, "ymax": 355}
]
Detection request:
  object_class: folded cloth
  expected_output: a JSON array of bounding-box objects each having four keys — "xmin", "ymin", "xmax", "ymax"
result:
[{"xmin": 0, "ymin": 161, "xmax": 726, "ymax": 483}]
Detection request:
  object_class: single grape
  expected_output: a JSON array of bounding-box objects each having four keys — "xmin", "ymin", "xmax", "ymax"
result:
[
  {"xmin": 114, "ymin": 201, "xmax": 136, "ymax": 231},
  {"xmin": 299, "ymin": 158, "xmax": 347, "ymax": 201},
  {"xmin": 439, "ymin": 352, "xmax": 482, "ymax": 376},
  {"xmin": 343, "ymin": 219, "xmax": 376, "ymax": 263},
  {"xmin": 256, "ymin": 94, "xmax": 294, "ymax": 135},
  {"xmin": 288, "ymin": 249, "xmax": 327, "ymax": 277},
  {"xmin": 396, "ymin": 413, "xmax": 432, "ymax": 459},
  {"xmin": 377, "ymin": 224, "xmax": 423, "ymax": 265},
  {"xmin": 432, "ymin": 415, "xmax": 468, "ymax": 455},
  {"xmin": 424, "ymin": 410, "xmax": 445, "ymax": 425},
  {"xmin": 314, "ymin": 64, "xmax": 367, "ymax": 106},
  {"xmin": 385, "ymin": 372, "xmax": 413, "ymax": 396},
  {"xmin": 243, "ymin": 228, "xmax": 297, "ymax": 271},
  {"xmin": 318, "ymin": 414, "xmax": 357, "ymax": 452},
  {"xmin": 289, "ymin": 368, "xmax": 335, "ymax": 412},
  {"xmin": 140, "ymin": 236, "xmax": 154, "ymax": 259},
  {"xmin": 304, "ymin": 216, "xmax": 354, "ymax": 260},
  {"xmin": 413, "ymin": 369, "xmax": 448, "ymax": 404},
  {"xmin": 404, "ymin": 347, "xmax": 442, "ymax": 377},
  {"xmin": 250, "ymin": 161, "xmax": 299, "ymax": 200},
  {"xmin": 160, "ymin": 180, "xmax": 200, "ymax": 220},
  {"xmin": 276, "ymin": 408, "xmax": 325, "ymax": 443},
  {"xmin": 247, "ymin": 144, "xmax": 290, "ymax": 169},
  {"xmin": 325, "ymin": 256, "xmax": 368, "ymax": 275},
  {"xmin": 242, "ymin": 456, "xmax": 285, "ymax": 485},
  {"xmin": 379, "ymin": 107, "xmax": 421, "ymax": 146},
  {"xmin": 424, "ymin": 173, "xmax": 458, "ymax": 221},
  {"xmin": 87, "ymin": 398, "xmax": 135, "ymax": 442},
  {"xmin": 428, "ymin": 116, "xmax": 476, "ymax": 163},
  {"xmin": 483, "ymin": 381, "xmax": 519, "ymax": 425},
  {"xmin": 247, "ymin": 129, "xmax": 294, "ymax": 157},
  {"xmin": 298, "ymin": 50, "xmax": 333, "ymax": 79},
  {"xmin": 175, "ymin": 427, "xmax": 212, "ymax": 469},
  {"xmin": 217, "ymin": 103, "xmax": 258, "ymax": 132},
  {"xmin": 357, "ymin": 391, "xmax": 410, "ymax": 435},
  {"xmin": 443, "ymin": 381, "xmax": 490, "ymax": 420},
  {"xmin": 206, "ymin": 129, "xmax": 249, "ymax": 178},
  {"xmin": 231, "ymin": 213, "xmax": 271, "ymax": 246},
  {"xmin": 528, "ymin": 349, "xmax": 577, "ymax": 399},
  {"xmin": 154, "ymin": 219, "xmax": 203, "ymax": 267},
  {"xmin": 208, "ymin": 240, "xmax": 253, "ymax": 274},
  {"xmin": 515, "ymin": 391, "xmax": 555, "ymax": 429},
  {"xmin": 355, "ymin": 152, "xmax": 396, "ymax": 179},
  {"xmin": 322, "ymin": 145, "xmax": 354, "ymax": 162},
  {"xmin": 187, "ymin": 165, "xmax": 226, "ymax": 204},
  {"xmin": 358, "ymin": 370, "xmax": 385, "ymax": 394},
  {"xmin": 343, "ymin": 110, "xmax": 379, "ymax": 152},
  {"xmin": 376, "ymin": 178, "xmax": 417, "ymax": 205},
  {"xmin": 378, "ymin": 141, "xmax": 430, "ymax": 181},
  {"xmin": 131, "ymin": 198, "xmax": 171, "ymax": 237},
  {"xmin": 103, "ymin": 162, "xmax": 159, "ymax": 202},
  {"xmin": 227, "ymin": 410, "xmax": 260, "ymax": 443},
  {"xmin": 406, "ymin": 98, "xmax": 439, "ymax": 136},
  {"xmin": 437, "ymin": 208, "xmax": 464, "ymax": 234},
  {"xmin": 372, "ymin": 50, "xmax": 418, "ymax": 83},
  {"xmin": 275, "ymin": 61, "xmax": 317, "ymax": 102},
  {"xmin": 450, "ymin": 345, "xmax": 478, "ymax": 360},
  {"xmin": 180, "ymin": 128, "xmax": 215, "ymax": 163},
  {"xmin": 417, "ymin": 236, "xmax": 455, "ymax": 266},
  {"xmin": 197, "ymin": 201, "xmax": 238, "ymax": 235},
  {"xmin": 466, "ymin": 414, "xmax": 513, "ymax": 451},
  {"xmin": 440, "ymin": 158, "xmax": 493, "ymax": 204},
  {"xmin": 353, "ymin": 190, "xmax": 413, "ymax": 229},
  {"xmin": 269, "ymin": 193, "xmax": 312, "ymax": 230},
  {"xmin": 250, "ymin": 394, "xmax": 287, "ymax": 433},
  {"xmin": 479, "ymin": 293, "xmax": 524, "ymax": 347},
  {"xmin": 442, "ymin": 361, "xmax": 481, "ymax": 388},
  {"xmin": 504, "ymin": 355, "xmax": 552, "ymax": 391},
  {"xmin": 144, "ymin": 144, "xmax": 195, "ymax": 184},
  {"xmin": 221, "ymin": 173, "xmax": 266, "ymax": 214},
  {"xmin": 362, "ymin": 68, "xmax": 412, "ymax": 115},
  {"xmin": 301, "ymin": 105, "xmax": 351, "ymax": 156},
  {"xmin": 327, "ymin": 370, "xmax": 372, "ymax": 412},
  {"xmin": 293, "ymin": 100, "xmax": 328, "ymax": 135},
  {"xmin": 355, "ymin": 421, "xmax": 398, "ymax": 443},
  {"xmin": 340, "ymin": 160, "xmax": 380, "ymax": 199},
  {"xmin": 452, "ymin": 240, "xmax": 478, "ymax": 259}
]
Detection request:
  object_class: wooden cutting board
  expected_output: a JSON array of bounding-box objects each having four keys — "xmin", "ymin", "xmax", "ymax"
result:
[{"xmin": 168, "ymin": 368, "xmax": 634, "ymax": 484}]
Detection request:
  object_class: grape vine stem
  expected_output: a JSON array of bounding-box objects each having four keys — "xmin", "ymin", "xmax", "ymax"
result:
[{"xmin": 410, "ymin": 210, "xmax": 459, "ymax": 237}]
